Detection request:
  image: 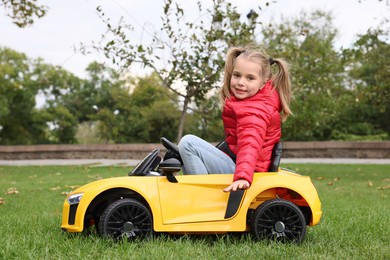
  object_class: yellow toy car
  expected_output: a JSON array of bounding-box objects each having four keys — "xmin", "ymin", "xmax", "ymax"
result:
[{"xmin": 61, "ymin": 138, "xmax": 322, "ymax": 244}]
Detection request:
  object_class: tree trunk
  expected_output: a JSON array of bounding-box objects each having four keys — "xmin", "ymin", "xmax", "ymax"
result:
[{"xmin": 176, "ymin": 96, "xmax": 189, "ymax": 143}]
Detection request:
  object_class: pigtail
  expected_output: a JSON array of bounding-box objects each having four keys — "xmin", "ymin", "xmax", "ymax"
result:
[
  {"xmin": 221, "ymin": 47, "xmax": 245, "ymax": 101},
  {"xmin": 271, "ymin": 58, "xmax": 292, "ymax": 122}
]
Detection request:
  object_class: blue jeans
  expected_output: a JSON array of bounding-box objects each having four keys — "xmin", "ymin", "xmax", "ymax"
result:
[{"xmin": 178, "ymin": 134, "xmax": 236, "ymax": 175}]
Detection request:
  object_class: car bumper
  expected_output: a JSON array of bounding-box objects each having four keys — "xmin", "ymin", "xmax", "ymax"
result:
[{"xmin": 61, "ymin": 202, "xmax": 83, "ymax": 232}]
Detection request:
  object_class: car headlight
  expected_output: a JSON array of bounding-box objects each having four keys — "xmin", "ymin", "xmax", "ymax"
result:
[{"xmin": 67, "ymin": 193, "xmax": 84, "ymax": 205}]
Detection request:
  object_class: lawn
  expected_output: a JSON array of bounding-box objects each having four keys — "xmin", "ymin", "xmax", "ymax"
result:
[{"xmin": 0, "ymin": 164, "xmax": 389, "ymax": 259}]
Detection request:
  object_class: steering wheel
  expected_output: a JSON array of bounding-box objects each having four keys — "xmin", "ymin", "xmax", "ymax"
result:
[
  {"xmin": 160, "ymin": 137, "xmax": 179, "ymax": 155},
  {"xmin": 160, "ymin": 137, "xmax": 182, "ymax": 162}
]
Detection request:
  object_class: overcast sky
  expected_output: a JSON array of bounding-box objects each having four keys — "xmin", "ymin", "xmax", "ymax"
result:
[{"xmin": 0, "ymin": 0, "xmax": 389, "ymax": 78}]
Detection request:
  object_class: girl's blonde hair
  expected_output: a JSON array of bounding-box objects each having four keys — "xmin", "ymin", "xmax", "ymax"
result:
[{"xmin": 221, "ymin": 45, "xmax": 292, "ymax": 122}]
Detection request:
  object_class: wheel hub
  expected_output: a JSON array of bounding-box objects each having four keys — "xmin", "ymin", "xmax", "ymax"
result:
[
  {"xmin": 123, "ymin": 222, "xmax": 135, "ymax": 232},
  {"xmin": 274, "ymin": 221, "xmax": 285, "ymax": 233}
]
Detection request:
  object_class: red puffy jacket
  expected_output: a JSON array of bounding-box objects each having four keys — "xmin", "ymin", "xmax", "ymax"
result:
[{"xmin": 222, "ymin": 80, "xmax": 281, "ymax": 184}]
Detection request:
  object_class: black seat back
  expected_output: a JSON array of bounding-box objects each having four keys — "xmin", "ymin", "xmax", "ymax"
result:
[
  {"xmin": 268, "ymin": 142, "xmax": 282, "ymax": 172},
  {"xmin": 216, "ymin": 140, "xmax": 236, "ymax": 163},
  {"xmin": 129, "ymin": 149, "xmax": 161, "ymax": 176}
]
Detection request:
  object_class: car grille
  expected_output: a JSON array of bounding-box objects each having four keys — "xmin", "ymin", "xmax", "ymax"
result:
[{"xmin": 68, "ymin": 204, "xmax": 78, "ymax": 225}]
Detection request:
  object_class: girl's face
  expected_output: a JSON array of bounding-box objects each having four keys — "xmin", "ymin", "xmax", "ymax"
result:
[{"xmin": 230, "ymin": 57, "xmax": 265, "ymax": 100}]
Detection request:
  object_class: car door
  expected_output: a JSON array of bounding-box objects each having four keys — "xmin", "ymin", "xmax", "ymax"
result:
[{"xmin": 157, "ymin": 174, "xmax": 233, "ymax": 224}]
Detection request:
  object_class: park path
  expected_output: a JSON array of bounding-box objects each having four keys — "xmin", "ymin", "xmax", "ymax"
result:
[{"xmin": 0, "ymin": 158, "xmax": 389, "ymax": 166}]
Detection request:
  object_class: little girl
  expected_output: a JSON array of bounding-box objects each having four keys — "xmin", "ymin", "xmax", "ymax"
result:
[{"xmin": 178, "ymin": 45, "xmax": 292, "ymax": 192}]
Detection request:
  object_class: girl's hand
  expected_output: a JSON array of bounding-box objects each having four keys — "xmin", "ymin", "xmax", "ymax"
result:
[{"xmin": 223, "ymin": 179, "xmax": 250, "ymax": 192}]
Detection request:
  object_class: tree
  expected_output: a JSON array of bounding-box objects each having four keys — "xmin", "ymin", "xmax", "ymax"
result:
[
  {"xmin": 340, "ymin": 24, "xmax": 390, "ymax": 139},
  {"xmin": 184, "ymin": 94, "xmax": 224, "ymax": 141},
  {"xmin": 261, "ymin": 11, "xmax": 348, "ymax": 140},
  {"xmin": 32, "ymin": 59, "xmax": 86, "ymax": 143},
  {"xmin": 39, "ymin": 105, "xmax": 78, "ymax": 143},
  {"xmin": 0, "ymin": 47, "xmax": 47, "ymax": 144},
  {"xmin": 127, "ymin": 74, "xmax": 180, "ymax": 143},
  {"xmin": 92, "ymin": 0, "xmax": 263, "ymax": 142},
  {"xmin": 74, "ymin": 62, "xmax": 130, "ymax": 143},
  {"xmin": 78, "ymin": 64, "xmax": 180, "ymax": 143},
  {"xmin": 0, "ymin": 0, "xmax": 47, "ymax": 27},
  {"xmin": 0, "ymin": 47, "xmax": 87, "ymax": 144}
]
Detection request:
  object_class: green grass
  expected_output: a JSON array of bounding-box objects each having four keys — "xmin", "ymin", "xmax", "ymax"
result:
[{"xmin": 0, "ymin": 164, "xmax": 389, "ymax": 259}]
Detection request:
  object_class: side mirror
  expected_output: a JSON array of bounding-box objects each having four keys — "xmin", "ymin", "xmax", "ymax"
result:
[{"xmin": 158, "ymin": 158, "xmax": 181, "ymax": 183}]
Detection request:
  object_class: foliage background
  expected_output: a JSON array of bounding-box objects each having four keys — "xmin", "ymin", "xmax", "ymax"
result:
[{"xmin": 0, "ymin": 1, "xmax": 389, "ymax": 145}]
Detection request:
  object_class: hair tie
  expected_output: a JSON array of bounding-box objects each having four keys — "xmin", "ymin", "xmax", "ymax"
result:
[{"xmin": 269, "ymin": 57, "xmax": 275, "ymax": 65}]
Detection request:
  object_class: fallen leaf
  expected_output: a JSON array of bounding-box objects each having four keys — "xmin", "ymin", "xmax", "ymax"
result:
[
  {"xmin": 0, "ymin": 197, "xmax": 4, "ymax": 205},
  {"xmin": 316, "ymin": 176, "xmax": 323, "ymax": 180},
  {"xmin": 6, "ymin": 188, "xmax": 19, "ymax": 195},
  {"xmin": 88, "ymin": 174, "xmax": 103, "ymax": 180},
  {"xmin": 327, "ymin": 182, "xmax": 333, "ymax": 186},
  {"xmin": 368, "ymin": 181, "xmax": 373, "ymax": 187},
  {"xmin": 334, "ymin": 177, "xmax": 340, "ymax": 181},
  {"xmin": 49, "ymin": 186, "xmax": 61, "ymax": 191},
  {"xmin": 377, "ymin": 185, "xmax": 390, "ymax": 190},
  {"xmin": 383, "ymin": 178, "xmax": 390, "ymax": 182}
]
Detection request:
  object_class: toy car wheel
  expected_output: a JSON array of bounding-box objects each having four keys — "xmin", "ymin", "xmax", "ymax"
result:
[
  {"xmin": 250, "ymin": 198, "xmax": 306, "ymax": 244},
  {"xmin": 99, "ymin": 198, "xmax": 153, "ymax": 240}
]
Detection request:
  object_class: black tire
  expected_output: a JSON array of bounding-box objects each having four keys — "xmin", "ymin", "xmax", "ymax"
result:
[
  {"xmin": 99, "ymin": 198, "xmax": 153, "ymax": 240},
  {"xmin": 250, "ymin": 198, "xmax": 306, "ymax": 244}
]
